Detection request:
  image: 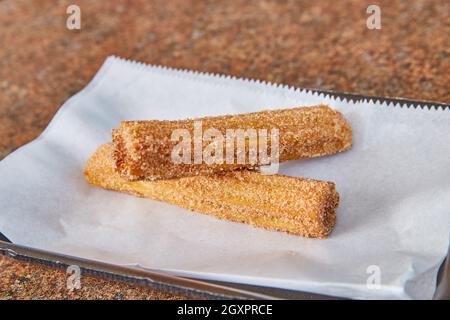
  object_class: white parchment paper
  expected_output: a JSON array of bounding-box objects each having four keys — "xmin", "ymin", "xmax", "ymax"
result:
[{"xmin": 0, "ymin": 56, "xmax": 449, "ymax": 299}]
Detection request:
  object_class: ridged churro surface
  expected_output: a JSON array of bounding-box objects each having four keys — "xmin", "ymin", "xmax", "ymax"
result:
[
  {"xmin": 85, "ymin": 144, "xmax": 339, "ymax": 238},
  {"xmin": 113, "ymin": 105, "xmax": 352, "ymax": 180}
]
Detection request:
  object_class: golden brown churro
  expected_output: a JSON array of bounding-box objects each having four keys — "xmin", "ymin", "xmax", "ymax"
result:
[
  {"xmin": 113, "ymin": 105, "xmax": 352, "ymax": 181},
  {"xmin": 85, "ymin": 144, "xmax": 339, "ymax": 238}
]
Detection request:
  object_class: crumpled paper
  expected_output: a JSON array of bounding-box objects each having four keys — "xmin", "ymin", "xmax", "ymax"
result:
[{"xmin": 0, "ymin": 56, "xmax": 449, "ymax": 299}]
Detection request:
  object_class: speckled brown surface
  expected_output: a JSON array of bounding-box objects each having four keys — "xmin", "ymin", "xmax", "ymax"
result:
[
  {"xmin": 113, "ymin": 106, "xmax": 352, "ymax": 180},
  {"xmin": 0, "ymin": 0, "xmax": 449, "ymax": 300},
  {"xmin": 0, "ymin": 255, "xmax": 195, "ymax": 300}
]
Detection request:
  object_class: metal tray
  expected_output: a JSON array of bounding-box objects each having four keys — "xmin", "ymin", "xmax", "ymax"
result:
[{"xmin": 1, "ymin": 90, "xmax": 449, "ymax": 300}]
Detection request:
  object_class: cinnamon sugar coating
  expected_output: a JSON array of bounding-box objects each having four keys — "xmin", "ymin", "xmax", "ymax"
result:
[
  {"xmin": 113, "ymin": 105, "xmax": 352, "ymax": 181},
  {"xmin": 84, "ymin": 144, "xmax": 339, "ymax": 238}
]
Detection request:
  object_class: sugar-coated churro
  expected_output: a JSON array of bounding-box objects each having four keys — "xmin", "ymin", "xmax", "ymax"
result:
[
  {"xmin": 85, "ymin": 144, "xmax": 339, "ymax": 238},
  {"xmin": 113, "ymin": 105, "xmax": 352, "ymax": 181}
]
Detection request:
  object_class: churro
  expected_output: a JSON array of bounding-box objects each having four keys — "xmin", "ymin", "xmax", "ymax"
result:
[
  {"xmin": 85, "ymin": 144, "xmax": 339, "ymax": 238},
  {"xmin": 113, "ymin": 105, "xmax": 352, "ymax": 180}
]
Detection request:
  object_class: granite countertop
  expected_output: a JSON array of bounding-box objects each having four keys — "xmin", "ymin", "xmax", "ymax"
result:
[{"xmin": 0, "ymin": 0, "xmax": 449, "ymax": 299}]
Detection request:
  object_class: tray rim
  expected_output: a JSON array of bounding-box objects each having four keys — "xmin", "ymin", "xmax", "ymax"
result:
[{"xmin": 0, "ymin": 239, "xmax": 341, "ymax": 300}]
